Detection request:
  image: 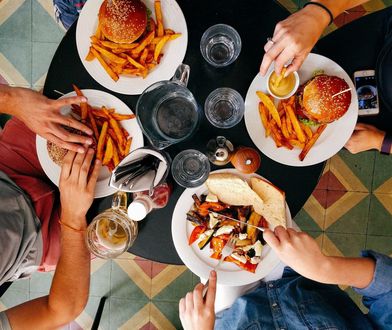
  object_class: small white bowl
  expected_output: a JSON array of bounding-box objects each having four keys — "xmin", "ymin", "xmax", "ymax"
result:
[{"xmin": 266, "ymin": 70, "xmax": 300, "ymax": 100}]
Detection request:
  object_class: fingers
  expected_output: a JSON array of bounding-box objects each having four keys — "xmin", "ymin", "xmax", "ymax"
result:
[
  {"xmin": 179, "ymin": 298, "xmax": 185, "ymax": 315},
  {"xmin": 285, "ymin": 55, "xmax": 306, "ymax": 76},
  {"xmin": 53, "ymin": 95, "xmax": 87, "ymax": 108},
  {"xmin": 45, "ymin": 133, "xmax": 85, "ymax": 154},
  {"xmin": 70, "ymin": 148, "xmax": 87, "ymax": 180},
  {"xmin": 87, "ymin": 159, "xmax": 101, "ymax": 192},
  {"xmin": 273, "ymin": 47, "xmax": 295, "ymax": 76},
  {"xmin": 60, "ymin": 151, "xmax": 76, "ymax": 180},
  {"xmin": 263, "ymin": 228, "xmax": 280, "ymax": 250},
  {"xmin": 58, "ymin": 115, "xmax": 93, "ymax": 137},
  {"xmin": 185, "ymin": 292, "xmax": 194, "ymax": 311},
  {"xmin": 274, "ymin": 226, "xmax": 290, "ymax": 243},
  {"xmin": 54, "ymin": 125, "xmax": 93, "ymax": 145},
  {"xmin": 205, "ymin": 270, "xmax": 217, "ymax": 308},
  {"xmin": 193, "ymin": 283, "xmax": 204, "ymax": 307},
  {"xmin": 79, "ymin": 148, "xmax": 95, "ymax": 185}
]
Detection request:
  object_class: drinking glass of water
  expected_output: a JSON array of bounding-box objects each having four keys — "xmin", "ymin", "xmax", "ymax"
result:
[
  {"xmin": 204, "ymin": 87, "xmax": 245, "ymax": 128},
  {"xmin": 171, "ymin": 149, "xmax": 210, "ymax": 188},
  {"xmin": 200, "ymin": 24, "xmax": 242, "ymax": 67}
]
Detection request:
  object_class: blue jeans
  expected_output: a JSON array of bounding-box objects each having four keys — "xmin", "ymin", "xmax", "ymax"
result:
[{"xmin": 53, "ymin": 0, "xmax": 87, "ymax": 30}]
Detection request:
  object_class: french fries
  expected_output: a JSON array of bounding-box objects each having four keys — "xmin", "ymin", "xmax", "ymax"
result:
[
  {"xmin": 71, "ymin": 85, "xmax": 135, "ymax": 171},
  {"xmin": 257, "ymin": 91, "xmax": 327, "ymax": 161},
  {"xmin": 86, "ymin": 0, "xmax": 181, "ymax": 81}
]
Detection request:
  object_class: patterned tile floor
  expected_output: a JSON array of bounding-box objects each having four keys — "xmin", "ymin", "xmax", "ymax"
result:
[{"xmin": 1, "ymin": 0, "xmax": 392, "ymax": 329}]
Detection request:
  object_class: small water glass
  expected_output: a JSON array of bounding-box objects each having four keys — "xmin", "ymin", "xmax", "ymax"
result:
[
  {"xmin": 204, "ymin": 87, "xmax": 245, "ymax": 128},
  {"xmin": 171, "ymin": 149, "xmax": 210, "ymax": 188},
  {"xmin": 200, "ymin": 24, "xmax": 242, "ymax": 67}
]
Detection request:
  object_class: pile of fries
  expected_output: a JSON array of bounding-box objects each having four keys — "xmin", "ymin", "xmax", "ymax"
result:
[
  {"xmin": 72, "ymin": 85, "xmax": 135, "ymax": 171},
  {"xmin": 257, "ymin": 91, "xmax": 327, "ymax": 161},
  {"xmin": 85, "ymin": 0, "xmax": 181, "ymax": 81}
]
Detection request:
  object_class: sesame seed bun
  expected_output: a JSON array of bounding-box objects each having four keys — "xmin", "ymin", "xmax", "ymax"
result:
[
  {"xmin": 99, "ymin": 0, "xmax": 147, "ymax": 44},
  {"xmin": 300, "ymin": 75, "xmax": 351, "ymax": 124}
]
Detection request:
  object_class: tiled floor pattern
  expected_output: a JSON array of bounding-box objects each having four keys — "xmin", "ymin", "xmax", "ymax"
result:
[{"xmin": 1, "ymin": 0, "xmax": 392, "ymax": 329}]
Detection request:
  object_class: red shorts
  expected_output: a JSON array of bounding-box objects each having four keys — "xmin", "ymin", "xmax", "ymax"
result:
[{"xmin": 0, "ymin": 118, "xmax": 61, "ymax": 271}]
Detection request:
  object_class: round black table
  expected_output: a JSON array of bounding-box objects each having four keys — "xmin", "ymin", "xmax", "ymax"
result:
[{"xmin": 43, "ymin": 0, "xmax": 324, "ymax": 264}]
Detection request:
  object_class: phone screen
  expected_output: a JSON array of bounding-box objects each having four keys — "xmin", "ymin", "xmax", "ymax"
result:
[{"xmin": 355, "ymin": 75, "xmax": 378, "ymax": 110}]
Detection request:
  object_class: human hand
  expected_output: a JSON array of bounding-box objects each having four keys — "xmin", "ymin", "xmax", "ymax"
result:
[
  {"xmin": 59, "ymin": 149, "xmax": 101, "ymax": 229},
  {"xmin": 179, "ymin": 271, "xmax": 216, "ymax": 330},
  {"xmin": 260, "ymin": 5, "xmax": 330, "ymax": 76},
  {"xmin": 345, "ymin": 123, "xmax": 385, "ymax": 154},
  {"xmin": 263, "ymin": 227, "xmax": 331, "ymax": 282},
  {"xmin": 3, "ymin": 87, "xmax": 93, "ymax": 153}
]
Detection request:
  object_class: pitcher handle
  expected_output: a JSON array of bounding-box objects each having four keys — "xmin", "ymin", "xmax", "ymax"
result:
[{"xmin": 171, "ymin": 64, "xmax": 190, "ymax": 87}]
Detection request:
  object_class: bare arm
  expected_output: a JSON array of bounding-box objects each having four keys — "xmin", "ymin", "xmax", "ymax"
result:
[
  {"xmin": 260, "ymin": 0, "xmax": 371, "ymax": 76},
  {"xmin": 263, "ymin": 227, "xmax": 375, "ymax": 289},
  {"xmin": 5, "ymin": 149, "xmax": 101, "ymax": 329},
  {"xmin": 0, "ymin": 85, "xmax": 93, "ymax": 153}
]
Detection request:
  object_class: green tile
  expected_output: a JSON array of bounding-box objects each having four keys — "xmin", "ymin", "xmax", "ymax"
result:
[
  {"xmin": 326, "ymin": 194, "xmax": 370, "ymax": 234},
  {"xmin": 192, "ymin": 272, "xmax": 200, "ymax": 287},
  {"xmin": 0, "ymin": 39, "xmax": 32, "ymax": 86},
  {"xmin": 307, "ymin": 230, "xmax": 323, "ymax": 240},
  {"xmin": 29, "ymin": 271, "xmax": 53, "ymax": 294},
  {"xmin": 344, "ymin": 287, "xmax": 367, "ymax": 313},
  {"xmin": 336, "ymin": 149, "xmax": 376, "ymax": 192},
  {"xmin": 367, "ymin": 195, "xmax": 392, "ymax": 236},
  {"xmin": 326, "ymin": 233, "xmax": 366, "ymax": 257},
  {"xmin": 366, "ymin": 235, "xmax": 392, "ymax": 256},
  {"xmin": 32, "ymin": 42, "xmax": 58, "ymax": 85},
  {"xmin": 109, "ymin": 297, "xmax": 149, "ymax": 330},
  {"xmin": 29, "ymin": 291, "xmax": 46, "ymax": 300},
  {"xmin": 32, "ymin": 1, "xmax": 65, "ymax": 43},
  {"xmin": 153, "ymin": 270, "xmax": 194, "ymax": 302},
  {"xmin": 153, "ymin": 301, "xmax": 181, "ymax": 330},
  {"xmin": 0, "ymin": 0, "xmax": 31, "ymax": 41},
  {"xmin": 110, "ymin": 261, "xmax": 148, "ymax": 300},
  {"xmin": 372, "ymin": 152, "xmax": 392, "ymax": 192},
  {"xmin": 0, "ymin": 288, "xmax": 29, "ymax": 308},
  {"xmin": 9, "ymin": 278, "xmax": 29, "ymax": 292},
  {"xmin": 294, "ymin": 208, "xmax": 324, "ymax": 231},
  {"xmin": 90, "ymin": 260, "xmax": 112, "ymax": 297}
]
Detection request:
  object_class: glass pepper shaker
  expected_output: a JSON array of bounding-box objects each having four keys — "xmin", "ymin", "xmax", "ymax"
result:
[{"xmin": 206, "ymin": 136, "xmax": 234, "ymax": 166}]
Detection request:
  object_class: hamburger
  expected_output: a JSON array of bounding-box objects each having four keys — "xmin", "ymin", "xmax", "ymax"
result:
[
  {"xmin": 47, "ymin": 127, "xmax": 97, "ymax": 166},
  {"xmin": 98, "ymin": 0, "xmax": 148, "ymax": 44},
  {"xmin": 296, "ymin": 74, "xmax": 351, "ymax": 124}
]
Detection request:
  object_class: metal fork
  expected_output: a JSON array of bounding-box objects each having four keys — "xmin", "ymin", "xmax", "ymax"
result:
[{"xmin": 202, "ymin": 234, "xmax": 236, "ymax": 298}]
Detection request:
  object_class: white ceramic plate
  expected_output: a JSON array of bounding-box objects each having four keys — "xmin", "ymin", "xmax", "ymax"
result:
[
  {"xmin": 36, "ymin": 89, "xmax": 144, "ymax": 198},
  {"xmin": 172, "ymin": 169, "xmax": 292, "ymax": 286},
  {"xmin": 244, "ymin": 53, "xmax": 358, "ymax": 167},
  {"xmin": 76, "ymin": 0, "xmax": 188, "ymax": 95}
]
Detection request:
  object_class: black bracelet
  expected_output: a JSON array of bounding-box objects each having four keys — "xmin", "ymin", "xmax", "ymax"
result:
[{"xmin": 303, "ymin": 2, "xmax": 334, "ymax": 26}]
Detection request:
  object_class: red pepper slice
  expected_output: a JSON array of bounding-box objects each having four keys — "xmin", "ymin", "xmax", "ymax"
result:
[
  {"xmin": 188, "ymin": 226, "xmax": 206, "ymax": 245},
  {"xmin": 225, "ymin": 255, "xmax": 258, "ymax": 273}
]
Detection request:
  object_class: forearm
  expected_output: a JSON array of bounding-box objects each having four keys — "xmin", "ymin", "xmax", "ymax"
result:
[
  {"xmin": 317, "ymin": 256, "xmax": 375, "ymax": 289},
  {"xmin": 0, "ymin": 85, "xmax": 14, "ymax": 115},
  {"xmin": 49, "ymin": 218, "xmax": 90, "ymax": 318},
  {"xmin": 6, "ymin": 215, "xmax": 90, "ymax": 329}
]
